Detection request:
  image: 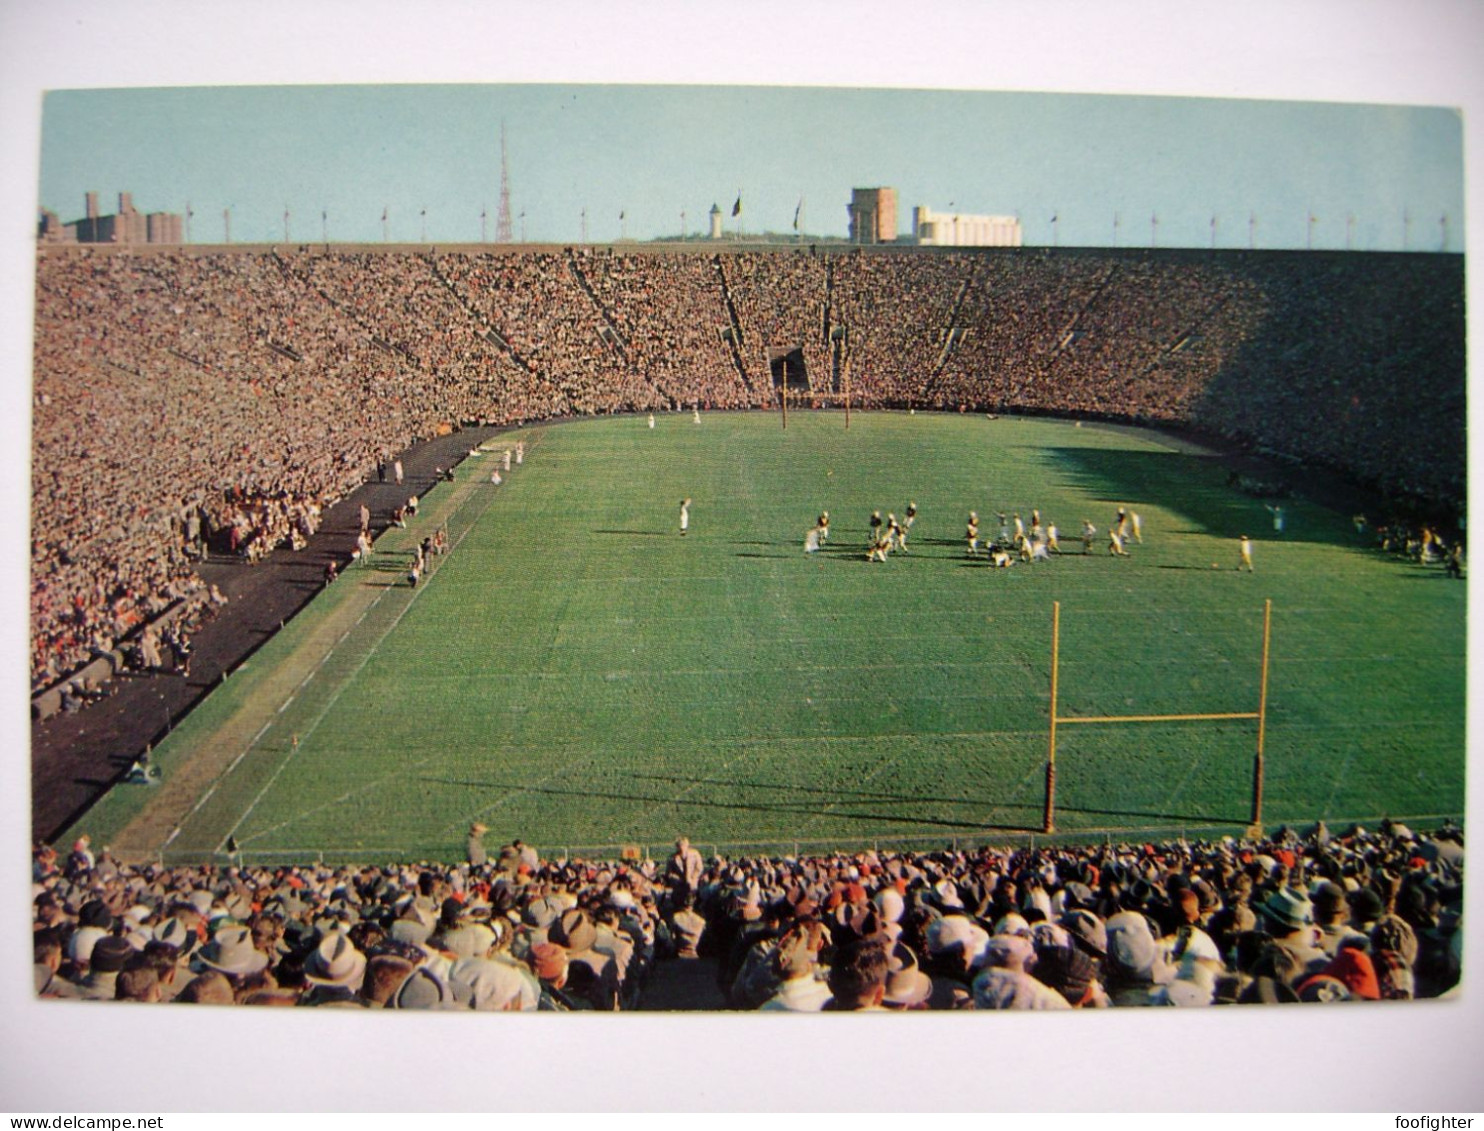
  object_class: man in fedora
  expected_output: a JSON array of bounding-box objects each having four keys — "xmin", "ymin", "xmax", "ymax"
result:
[
  {"xmin": 300, "ymin": 931, "xmax": 368, "ymax": 1006},
  {"xmin": 1260, "ymin": 887, "xmax": 1327, "ymax": 984}
]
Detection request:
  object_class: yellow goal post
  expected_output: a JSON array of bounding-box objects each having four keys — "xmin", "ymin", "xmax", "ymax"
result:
[{"xmin": 1042, "ymin": 599, "xmax": 1272, "ymax": 835}]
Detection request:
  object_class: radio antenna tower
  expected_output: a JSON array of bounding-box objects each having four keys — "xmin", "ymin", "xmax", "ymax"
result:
[{"xmin": 495, "ymin": 121, "xmax": 514, "ymax": 243}]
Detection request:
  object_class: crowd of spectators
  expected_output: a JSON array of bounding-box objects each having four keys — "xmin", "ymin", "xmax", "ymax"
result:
[
  {"xmin": 32, "ymin": 245, "xmax": 1463, "ymax": 690},
  {"xmin": 32, "ymin": 818, "xmax": 1461, "ymax": 1010}
]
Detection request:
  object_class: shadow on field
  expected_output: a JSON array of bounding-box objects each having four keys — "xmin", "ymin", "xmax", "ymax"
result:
[
  {"xmin": 594, "ymin": 529, "xmax": 670, "ymax": 537},
  {"xmin": 422, "ymin": 774, "xmax": 1030, "ymax": 832},
  {"xmin": 1045, "ymin": 446, "xmax": 1360, "ymax": 548}
]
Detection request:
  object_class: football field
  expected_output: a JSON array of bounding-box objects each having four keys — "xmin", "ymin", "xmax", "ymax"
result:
[{"xmin": 75, "ymin": 412, "xmax": 1467, "ymax": 863}]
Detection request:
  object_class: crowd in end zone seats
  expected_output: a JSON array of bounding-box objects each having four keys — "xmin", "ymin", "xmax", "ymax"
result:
[
  {"xmin": 31, "ymin": 246, "xmax": 1463, "ymax": 690},
  {"xmin": 33, "ymin": 819, "xmax": 1461, "ymax": 1009}
]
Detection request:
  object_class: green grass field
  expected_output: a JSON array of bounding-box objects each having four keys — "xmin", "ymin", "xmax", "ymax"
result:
[{"xmin": 74, "ymin": 412, "xmax": 1466, "ymax": 863}]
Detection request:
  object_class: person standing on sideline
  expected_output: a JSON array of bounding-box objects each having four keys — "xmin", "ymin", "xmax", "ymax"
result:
[
  {"xmin": 516, "ymin": 441, "xmax": 524, "ymax": 464},
  {"xmin": 394, "ymin": 459, "xmax": 404, "ymax": 486},
  {"xmin": 1238, "ymin": 535, "xmax": 1255, "ymax": 572},
  {"xmin": 648, "ymin": 413, "xmax": 655, "ymax": 429},
  {"xmin": 666, "ymin": 836, "xmax": 705, "ymax": 901},
  {"xmin": 679, "ymin": 498, "xmax": 691, "ymax": 536},
  {"xmin": 1266, "ymin": 504, "xmax": 1284, "ymax": 535},
  {"xmin": 466, "ymin": 823, "xmax": 489, "ymax": 867}
]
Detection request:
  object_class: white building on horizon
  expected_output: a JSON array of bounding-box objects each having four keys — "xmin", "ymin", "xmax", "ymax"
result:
[{"xmin": 913, "ymin": 206, "xmax": 1022, "ymax": 247}]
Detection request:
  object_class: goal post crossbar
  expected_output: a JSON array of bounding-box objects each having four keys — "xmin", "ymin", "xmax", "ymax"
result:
[
  {"xmin": 1042, "ymin": 598, "xmax": 1272, "ymax": 835},
  {"xmin": 1057, "ymin": 711, "xmax": 1259, "ymax": 725}
]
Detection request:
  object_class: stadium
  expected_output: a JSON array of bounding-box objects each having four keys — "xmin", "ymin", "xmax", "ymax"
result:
[{"xmin": 30, "ymin": 240, "xmax": 1465, "ymax": 1011}]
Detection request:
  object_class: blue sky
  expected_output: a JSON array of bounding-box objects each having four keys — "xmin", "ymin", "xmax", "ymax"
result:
[{"xmin": 38, "ymin": 84, "xmax": 1463, "ymax": 250}]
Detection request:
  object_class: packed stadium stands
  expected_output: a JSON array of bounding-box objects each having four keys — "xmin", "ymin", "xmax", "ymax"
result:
[
  {"xmin": 30, "ymin": 244, "xmax": 1463, "ymax": 709},
  {"xmin": 32, "ymin": 819, "xmax": 1462, "ymax": 1009}
]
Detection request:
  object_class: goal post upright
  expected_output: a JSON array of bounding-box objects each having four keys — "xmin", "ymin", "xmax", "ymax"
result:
[
  {"xmin": 1249, "ymin": 597, "xmax": 1273, "ymax": 836},
  {"xmin": 1042, "ymin": 599, "xmax": 1273, "ymax": 840},
  {"xmin": 1044, "ymin": 601, "xmax": 1061, "ymax": 833}
]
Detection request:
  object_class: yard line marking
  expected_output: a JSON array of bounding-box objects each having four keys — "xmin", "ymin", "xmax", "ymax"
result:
[{"xmin": 238, "ymin": 755, "xmax": 437, "ymax": 846}]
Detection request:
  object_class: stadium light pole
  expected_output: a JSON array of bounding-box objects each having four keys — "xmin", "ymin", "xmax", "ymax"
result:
[
  {"xmin": 224, "ymin": 207, "xmax": 231, "ymax": 244},
  {"xmin": 481, "ymin": 206, "xmax": 487, "ymax": 243},
  {"xmin": 1249, "ymin": 212, "xmax": 1256, "ymax": 251},
  {"xmin": 283, "ymin": 206, "xmax": 290, "ymax": 244},
  {"xmin": 1403, "ymin": 207, "xmax": 1411, "ymax": 250}
]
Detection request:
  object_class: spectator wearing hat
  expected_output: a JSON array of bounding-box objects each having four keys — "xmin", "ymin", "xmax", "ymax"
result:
[
  {"xmin": 1260, "ymin": 889, "xmax": 1327, "ymax": 983},
  {"xmin": 359, "ymin": 954, "xmax": 416, "ymax": 1007},
  {"xmin": 176, "ymin": 971, "xmax": 236, "ymax": 1005},
  {"xmin": 448, "ymin": 956, "xmax": 539, "ymax": 1011},
  {"xmin": 1320, "ymin": 946, "xmax": 1381, "ymax": 1001},
  {"xmin": 67, "ymin": 900, "xmax": 115, "ymax": 970},
  {"xmin": 922, "ymin": 914, "xmax": 990, "ymax": 1009},
  {"xmin": 881, "ymin": 943, "xmax": 934, "ymax": 1010},
  {"xmin": 758, "ymin": 926, "xmax": 832, "ymax": 1012},
  {"xmin": 1032, "ymin": 942, "xmax": 1106, "ymax": 1007},
  {"xmin": 193, "ymin": 925, "xmax": 270, "ymax": 1000},
  {"xmin": 300, "ymin": 931, "xmax": 368, "ymax": 1006},
  {"xmin": 1104, "ymin": 911, "xmax": 1175, "ymax": 1005},
  {"xmin": 548, "ymin": 908, "xmax": 619, "ymax": 1010},
  {"xmin": 388, "ymin": 967, "xmax": 466, "ymax": 1010},
  {"xmin": 668, "ymin": 891, "xmax": 707, "ymax": 960},
  {"xmin": 971, "ymin": 933, "xmax": 1070, "ymax": 1010},
  {"xmin": 528, "ymin": 942, "xmax": 586, "ymax": 1011}
]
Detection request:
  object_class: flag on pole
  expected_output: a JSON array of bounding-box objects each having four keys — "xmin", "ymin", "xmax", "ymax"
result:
[
  {"xmin": 793, "ymin": 199, "xmax": 801, "ymax": 230},
  {"xmin": 732, "ymin": 195, "xmax": 742, "ymax": 217}
]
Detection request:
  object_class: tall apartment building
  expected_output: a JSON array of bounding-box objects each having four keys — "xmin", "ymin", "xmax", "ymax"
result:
[{"xmin": 847, "ymin": 187, "xmax": 898, "ymax": 244}]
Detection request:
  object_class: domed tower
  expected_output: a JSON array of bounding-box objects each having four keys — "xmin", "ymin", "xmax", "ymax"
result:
[{"xmin": 709, "ymin": 203, "xmax": 723, "ymax": 240}]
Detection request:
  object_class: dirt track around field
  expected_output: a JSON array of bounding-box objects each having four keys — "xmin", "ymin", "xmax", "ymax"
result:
[
  {"xmin": 106, "ymin": 450, "xmax": 512, "ymax": 858},
  {"xmin": 31, "ymin": 426, "xmax": 508, "ymax": 844}
]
